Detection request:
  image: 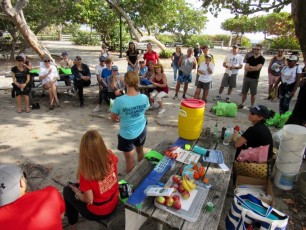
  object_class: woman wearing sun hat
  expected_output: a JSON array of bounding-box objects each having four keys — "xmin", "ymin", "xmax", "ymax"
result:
[{"xmin": 272, "ymin": 54, "xmax": 302, "ymax": 114}]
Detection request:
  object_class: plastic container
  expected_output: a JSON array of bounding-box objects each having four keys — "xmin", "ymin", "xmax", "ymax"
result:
[
  {"xmin": 193, "ymin": 145, "xmax": 207, "ymax": 155},
  {"xmin": 274, "ymin": 166, "xmax": 298, "ymax": 190},
  {"xmin": 154, "ymin": 175, "xmax": 209, "ymax": 222},
  {"xmin": 223, "ymin": 126, "xmax": 231, "ymax": 145},
  {"xmin": 178, "ymin": 99, "xmax": 205, "ymax": 140}
]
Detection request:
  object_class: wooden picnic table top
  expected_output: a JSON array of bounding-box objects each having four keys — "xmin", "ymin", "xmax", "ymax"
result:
[{"xmin": 124, "ymin": 131, "xmax": 235, "ymax": 230}]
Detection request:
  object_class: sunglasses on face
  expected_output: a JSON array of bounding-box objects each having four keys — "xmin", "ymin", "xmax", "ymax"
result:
[
  {"xmin": 44, "ymin": 60, "xmax": 51, "ymax": 63},
  {"xmin": 154, "ymin": 66, "xmax": 160, "ymax": 69},
  {"xmin": 253, "ymin": 48, "xmax": 261, "ymax": 51},
  {"xmin": 23, "ymin": 172, "xmax": 27, "ymax": 179}
]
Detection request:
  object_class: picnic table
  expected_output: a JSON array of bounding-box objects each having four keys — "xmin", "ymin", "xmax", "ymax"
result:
[{"xmin": 123, "ymin": 131, "xmax": 236, "ymax": 230}]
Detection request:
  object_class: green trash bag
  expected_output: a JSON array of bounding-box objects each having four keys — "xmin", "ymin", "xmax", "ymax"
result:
[
  {"xmin": 278, "ymin": 111, "xmax": 292, "ymax": 128},
  {"xmin": 265, "ymin": 112, "xmax": 281, "ymax": 126},
  {"xmin": 212, "ymin": 102, "xmax": 237, "ymax": 117}
]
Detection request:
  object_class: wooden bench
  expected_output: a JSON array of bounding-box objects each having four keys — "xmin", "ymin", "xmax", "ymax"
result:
[{"xmin": 95, "ymin": 201, "xmax": 125, "ymax": 229}]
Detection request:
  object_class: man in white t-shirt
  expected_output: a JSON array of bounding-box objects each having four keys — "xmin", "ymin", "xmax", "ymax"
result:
[
  {"xmin": 194, "ymin": 54, "xmax": 214, "ymax": 102},
  {"xmin": 214, "ymin": 45, "xmax": 243, "ymax": 103}
]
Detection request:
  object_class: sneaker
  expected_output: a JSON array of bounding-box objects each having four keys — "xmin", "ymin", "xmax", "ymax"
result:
[
  {"xmin": 173, "ymin": 94, "xmax": 178, "ymax": 100},
  {"xmin": 226, "ymin": 97, "xmax": 230, "ymax": 103},
  {"xmin": 237, "ymin": 104, "xmax": 244, "ymax": 109},
  {"xmin": 182, "ymin": 94, "xmax": 187, "ymax": 99},
  {"xmin": 214, "ymin": 95, "xmax": 221, "ymax": 101},
  {"xmin": 158, "ymin": 108, "xmax": 166, "ymax": 115},
  {"xmin": 93, "ymin": 105, "xmax": 101, "ymax": 112}
]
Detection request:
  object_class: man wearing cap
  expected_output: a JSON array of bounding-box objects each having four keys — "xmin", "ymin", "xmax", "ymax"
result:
[
  {"xmin": 195, "ymin": 45, "xmax": 215, "ymax": 85},
  {"xmin": 238, "ymin": 44, "xmax": 265, "ymax": 109},
  {"xmin": 59, "ymin": 52, "xmax": 74, "ymax": 95},
  {"xmin": 107, "ymin": 65, "xmax": 125, "ymax": 99},
  {"xmin": 0, "ymin": 164, "xmax": 65, "ymax": 229},
  {"xmin": 214, "ymin": 45, "xmax": 243, "ymax": 103},
  {"xmin": 272, "ymin": 54, "xmax": 302, "ymax": 114},
  {"xmin": 232, "ymin": 105, "xmax": 273, "ymax": 160},
  {"xmin": 71, "ymin": 56, "xmax": 91, "ymax": 107},
  {"xmin": 93, "ymin": 56, "xmax": 108, "ymax": 112},
  {"xmin": 193, "ymin": 43, "xmax": 202, "ymax": 62}
]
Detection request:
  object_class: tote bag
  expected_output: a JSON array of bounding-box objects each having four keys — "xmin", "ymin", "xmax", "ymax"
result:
[{"xmin": 226, "ymin": 191, "xmax": 288, "ymax": 230}]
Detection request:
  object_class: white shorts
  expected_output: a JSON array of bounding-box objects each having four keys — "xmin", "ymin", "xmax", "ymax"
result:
[{"xmin": 150, "ymin": 90, "xmax": 168, "ymax": 102}]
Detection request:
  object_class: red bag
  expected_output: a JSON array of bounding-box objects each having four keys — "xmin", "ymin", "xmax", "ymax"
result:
[{"xmin": 237, "ymin": 145, "xmax": 269, "ymax": 163}]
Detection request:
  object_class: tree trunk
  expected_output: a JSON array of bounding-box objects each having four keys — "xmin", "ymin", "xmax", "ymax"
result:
[
  {"xmin": 292, "ymin": 0, "xmax": 306, "ymax": 60},
  {"xmin": 0, "ymin": 0, "xmax": 53, "ymax": 60},
  {"xmin": 105, "ymin": 0, "xmax": 166, "ymax": 51}
]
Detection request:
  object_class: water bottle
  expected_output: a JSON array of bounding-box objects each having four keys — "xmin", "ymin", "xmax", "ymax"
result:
[
  {"xmin": 223, "ymin": 126, "xmax": 231, "ymax": 145},
  {"xmin": 193, "ymin": 145, "xmax": 207, "ymax": 155}
]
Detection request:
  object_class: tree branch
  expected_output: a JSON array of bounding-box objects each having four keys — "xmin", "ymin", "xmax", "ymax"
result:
[{"xmin": 15, "ymin": 0, "xmax": 29, "ymax": 11}]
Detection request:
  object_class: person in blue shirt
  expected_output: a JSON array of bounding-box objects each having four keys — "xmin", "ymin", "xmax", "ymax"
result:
[
  {"xmin": 137, "ymin": 60, "xmax": 148, "ymax": 77},
  {"xmin": 111, "ymin": 71, "xmax": 149, "ymax": 173}
]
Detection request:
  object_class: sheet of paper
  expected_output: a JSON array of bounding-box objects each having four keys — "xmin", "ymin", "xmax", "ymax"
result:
[
  {"xmin": 219, "ymin": 163, "xmax": 229, "ymax": 171},
  {"xmin": 175, "ymin": 148, "xmax": 201, "ymax": 164}
]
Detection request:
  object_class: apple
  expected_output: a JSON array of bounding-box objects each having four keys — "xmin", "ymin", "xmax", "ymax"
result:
[
  {"xmin": 172, "ymin": 175, "xmax": 181, "ymax": 184},
  {"xmin": 177, "ymin": 184, "xmax": 185, "ymax": 193},
  {"xmin": 172, "ymin": 194, "xmax": 180, "ymax": 201},
  {"xmin": 165, "ymin": 196, "xmax": 174, "ymax": 207},
  {"xmin": 181, "ymin": 190, "xmax": 190, "ymax": 200},
  {"xmin": 172, "ymin": 200, "xmax": 182, "ymax": 210},
  {"xmin": 170, "ymin": 184, "xmax": 178, "ymax": 193},
  {"xmin": 177, "ymin": 179, "xmax": 183, "ymax": 185},
  {"xmin": 156, "ymin": 196, "xmax": 166, "ymax": 204}
]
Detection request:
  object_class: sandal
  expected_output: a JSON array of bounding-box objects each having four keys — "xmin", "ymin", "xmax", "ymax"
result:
[
  {"xmin": 26, "ymin": 109, "xmax": 31, "ymax": 113},
  {"xmin": 49, "ymin": 105, "xmax": 54, "ymax": 110},
  {"xmin": 17, "ymin": 110, "xmax": 23, "ymax": 113}
]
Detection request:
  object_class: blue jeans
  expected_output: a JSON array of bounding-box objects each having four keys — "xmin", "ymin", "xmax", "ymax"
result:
[
  {"xmin": 127, "ymin": 64, "xmax": 138, "ymax": 72},
  {"xmin": 279, "ymin": 83, "xmax": 294, "ymax": 114},
  {"xmin": 172, "ymin": 63, "xmax": 179, "ymax": 81}
]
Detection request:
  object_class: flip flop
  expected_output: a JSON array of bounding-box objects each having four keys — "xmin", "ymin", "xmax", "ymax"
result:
[
  {"xmin": 17, "ymin": 110, "xmax": 23, "ymax": 114},
  {"xmin": 25, "ymin": 109, "xmax": 31, "ymax": 113}
]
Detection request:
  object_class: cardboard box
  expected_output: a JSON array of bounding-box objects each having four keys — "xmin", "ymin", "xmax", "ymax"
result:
[{"xmin": 236, "ymin": 175, "xmax": 275, "ymax": 206}]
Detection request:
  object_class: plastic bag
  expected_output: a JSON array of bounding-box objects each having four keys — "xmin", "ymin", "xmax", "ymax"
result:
[
  {"xmin": 212, "ymin": 102, "xmax": 237, "ymax": 117},
  {"xmin": 265, "ymin": 112, "xmax": 281, "ymax": 126},
  {"xmin": 278, "ymin": 111, "xmax": 292, "ymax": 128}
]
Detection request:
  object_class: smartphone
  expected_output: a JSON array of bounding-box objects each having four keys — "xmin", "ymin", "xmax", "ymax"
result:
[{"xmin": 68, "ymin": 181, "xmax": 79, "ymax": 187}]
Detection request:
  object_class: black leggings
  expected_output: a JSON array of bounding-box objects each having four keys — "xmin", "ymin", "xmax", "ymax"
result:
[
  {"xmin": 63, "ymin": 186, "xmax": 113, "ymax": 225},
  {"xmin": 75, "ymin": 79, "xmax": 91, "ymax": 102}
]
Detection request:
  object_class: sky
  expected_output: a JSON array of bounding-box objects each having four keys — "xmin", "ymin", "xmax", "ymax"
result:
[{"xmin": 187, "ymin": 0, "xmax": 291, "ymax": 43}]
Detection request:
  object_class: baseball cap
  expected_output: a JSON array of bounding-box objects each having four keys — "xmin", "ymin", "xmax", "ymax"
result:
[
  {"xmin": 196, "ymin": 42, "xmax": 199, "ymax": 46},
  {"xmin": 61, "ymin": 51, "xmax": 68, "ymax": 56},
  {"xmin": 250, "ymin": 105, "xmax": 270, "ymax": 119},
  {"xmin": 99, "ymin": 56, "xmax": 106, "ymax": 62},
  {"xmin": 232, "ymin": 44, "xmax": 239, "ymax": 48},
  {"xmin": 16, "ymin": 55, "xmax": 24, "ymax": 61},
  {"xmin": 75, "ymin": 56, "xmax": 82, "ymax": 60},
  {"xmin": 205, "ymin": 54, "xmax": 213, "ymax": 59},
  {"xmin": 0, "ymin": 164, "xmax": 23, "ymax": 207},
  {"xmin": 287, "ymin": 55, "xmax": 298, "ymax": 62},
  {"xmin": 112, "ymin": 65, "xmax": 119, "ymax": 71}
]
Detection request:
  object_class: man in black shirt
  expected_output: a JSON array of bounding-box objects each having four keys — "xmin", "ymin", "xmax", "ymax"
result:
[{"xmin": 238, "ymin": 44, "xmax": 265, "ymax": 109}]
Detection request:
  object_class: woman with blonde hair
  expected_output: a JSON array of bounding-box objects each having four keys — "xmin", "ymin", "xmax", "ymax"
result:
[
  {"xmin": 150, "ymin": 63, "xmax": 169, "ymax": 115},
  {"xmin": 39, "ymin": 56, "xmax": 60, "ymax": 110},
  {"xmin": 171, "ymin": 46, "xmax": 182, "ymax": 82},
  {"xmin": 111, "ymin": 71, "xmax": 149, "ymax": 173},
  {"xmin": 63, "ymin": 130, "xmax": 119, "ymax": 230}
]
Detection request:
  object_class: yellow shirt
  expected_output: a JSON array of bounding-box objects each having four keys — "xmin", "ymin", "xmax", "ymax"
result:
[{"xmin": 198, "ymin": 54, "xmax": 215, "ymax": 66}]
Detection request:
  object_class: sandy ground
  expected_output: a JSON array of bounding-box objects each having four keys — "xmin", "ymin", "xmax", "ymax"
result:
[{"xmin": 0, "ymin": 42, "xmax": 305, "ymax": 229}]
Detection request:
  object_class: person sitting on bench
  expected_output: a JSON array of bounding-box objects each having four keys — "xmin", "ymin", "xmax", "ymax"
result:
[
  {"xmin": 71, "ymin": 56, "xmax": 91, "ymax": 107},
  {"xmin": 63, "ymin": 130, "xmax": 119, "ymax": 230},
  {"xmin": 39, "ymin": 56, "xmax": 60, "ymax": 110}
]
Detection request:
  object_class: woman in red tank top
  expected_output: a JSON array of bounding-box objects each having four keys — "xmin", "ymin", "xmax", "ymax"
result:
[{"xmin": 149, "ymin": 63, "xmax": 169, "ymax": 115}]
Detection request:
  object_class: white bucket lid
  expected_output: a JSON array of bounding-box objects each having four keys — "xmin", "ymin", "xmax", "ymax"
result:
[{"xmin": 283, "ymin": 124, "xmax": 306, "ymax": 139}]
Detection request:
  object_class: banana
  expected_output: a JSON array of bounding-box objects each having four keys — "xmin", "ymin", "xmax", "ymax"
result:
[
  {"xmin": 182, "ymin": 177, "xmax": 192, "ymax": 192},
  {"xmin": 184, "ymin": 176, "xmax": 196, "ymax": 190}
]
